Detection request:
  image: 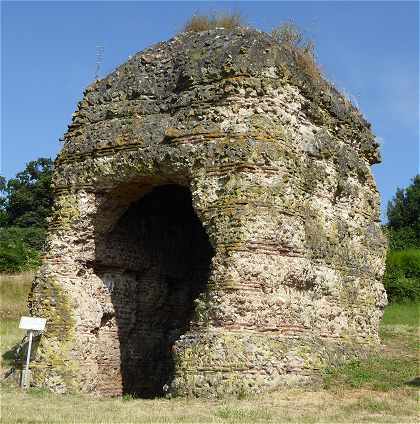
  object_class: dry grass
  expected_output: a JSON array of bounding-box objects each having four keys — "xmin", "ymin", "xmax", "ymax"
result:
[
  {"xmin": 182, "ymin": 16, "xmax": 322, "ymax": 83},
  {"xmin": 0, "ymin": 274, "xmax": 418, "ymax": 423},
  {"xmin": 0, "ymin": 385, "xmax": 418, "ymax": 423},
  {"xmin": 183, "ymin": 12, "xmax": 244, "ymax": 33},
  {"xmin": 272, "ymin": 22, "xmax": 323, "ymax": 81},
  {"xmin": 0, "ymin": 271, "xmax": 33, "ymax": 320},
  {"xmin": 0, "ymin": 272, "xmax": 33, "ymax": 375}
]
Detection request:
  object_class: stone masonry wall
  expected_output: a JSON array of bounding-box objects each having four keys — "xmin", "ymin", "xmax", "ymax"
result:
[{"xmin": 29, "ymin": 27, "xmax": 387, "ymax": 397}]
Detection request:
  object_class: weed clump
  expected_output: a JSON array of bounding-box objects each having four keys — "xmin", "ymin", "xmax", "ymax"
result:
[
  {"xmin": 183, "ymin": 12, "xmax": 244, "ymax": 33},
  {"xmin": 272, "ymin": 22, "xmax": 322, "ymax": 81}
]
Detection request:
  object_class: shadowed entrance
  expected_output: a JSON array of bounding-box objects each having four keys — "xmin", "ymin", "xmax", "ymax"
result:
[{"xmin": 95, "ymin": 185, "xmax": 213, "ymax": 397}]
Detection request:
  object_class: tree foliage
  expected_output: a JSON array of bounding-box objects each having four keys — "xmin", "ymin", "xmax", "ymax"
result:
[
  {"xmin": 0, "ymin": 158, "xmax": 53, "ymax": 272},
  {"xmin": 0, "ymin": 227, "xmax": 43, "ymax": 273},
  {"xmin": 387, "ymin": 175, "xmax": 420, "ymax": 248},
  {"xmin": 384, "ymin": 175, "xmax": 420, "ymax": 303},
  {"xmin": 0, "ymin": 158, "xmax": 53, "ymax": 229},
  {"xmin": 383, "ymin": 249, "xmax": 420, "ymax": 303},
  {"xmin": 0, "ymin": 176, "xmax": 7, "ymax": 226}
]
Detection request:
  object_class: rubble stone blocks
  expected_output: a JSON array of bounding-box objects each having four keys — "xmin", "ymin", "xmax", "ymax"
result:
[{"xmin": 29, "ymin": 28, "xmax": 387, "ymax": 397}]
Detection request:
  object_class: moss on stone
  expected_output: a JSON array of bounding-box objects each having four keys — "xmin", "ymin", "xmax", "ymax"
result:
[
  {"xmin": 29, "ymin": 276, "xmax": 78, "ymax": 392},
  {"xmin": 34, "ymin": 27, "xmax": 386, "ymax": 398},
  {"xmin": 50, "ymin": 193, "xmax": 80, "ymax": 229}
]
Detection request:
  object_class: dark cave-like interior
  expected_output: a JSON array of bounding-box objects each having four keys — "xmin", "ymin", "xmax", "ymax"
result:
[{"xmin": 95, "ymin": 184, "xmax": 214, "ymax": 397}]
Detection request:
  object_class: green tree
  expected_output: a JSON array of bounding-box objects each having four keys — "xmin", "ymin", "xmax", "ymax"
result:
[
  {"xmin": 387, "ymin": 175, "xmax": 420, "ymax": 249},
  {"xmin": 0, "ymin": 176, "xmax": 7, "ymax": 226},
  {"xmin": 384, "ymin": 175, "xmax": 420, "ymax": 302},
  {"xmin": 0, "ymin": 227, "xmax": 42, "ymax": 272},
  {"xmin": 384, "ymin": 249, "xmax": 420, "ymax": 302},
  {"xmin": 0, "ymin": 159, "xmax": 53, "ymax": 272},
  {"xmin": 388, "ymin": 175, "xmax": 420, "ymax": 229},
  {"xmin": 1, "ymin": 158, "xmax": 53, "ymax": 228}
]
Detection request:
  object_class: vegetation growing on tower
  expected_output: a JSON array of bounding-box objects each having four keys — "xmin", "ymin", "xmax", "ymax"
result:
[
  {"xmin": 182, "ymin": 12, "xmax": 244, "ymax": 33},
  {"xmin": 271, "ymin": 22, "xmax": 322, "ymax": 80}
]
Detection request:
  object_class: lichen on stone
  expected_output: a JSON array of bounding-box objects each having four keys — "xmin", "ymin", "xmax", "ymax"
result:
[{"xmin": 29, "ymin": 27, "xmax": 387, "ymax": 398}]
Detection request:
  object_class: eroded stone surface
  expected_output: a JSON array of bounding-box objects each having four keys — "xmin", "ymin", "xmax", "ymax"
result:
[{"xmin": 29, "ymin": 27, "xmax": 387, "ymax": 397}]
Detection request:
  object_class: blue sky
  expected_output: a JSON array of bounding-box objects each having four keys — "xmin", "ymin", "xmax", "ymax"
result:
[{"xmin": 1, "ymin": 1, "xmax": 419, "ymax": 221}]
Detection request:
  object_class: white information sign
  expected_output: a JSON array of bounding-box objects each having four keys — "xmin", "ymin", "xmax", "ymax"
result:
[
  {"xmin": 19, "ymin": 316, "xmax": 47, "ymax": 389},
  {"xmin": 19, "ymin": 316, "xmax": 46, "ymax": 331}
]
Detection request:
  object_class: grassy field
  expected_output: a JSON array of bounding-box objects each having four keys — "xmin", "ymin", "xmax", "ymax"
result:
[
  {"xmin": 0, "ymin": 272, "xmax": 33, "ymax": 376},
  {"xmin": 0, "ymin": 273, "xmax": 418, "ymax": 423}
]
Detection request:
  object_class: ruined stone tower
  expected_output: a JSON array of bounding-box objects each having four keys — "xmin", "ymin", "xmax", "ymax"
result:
[{"xmin": 29, "ymin": 28, "xmax": 387, "ymax": 397}]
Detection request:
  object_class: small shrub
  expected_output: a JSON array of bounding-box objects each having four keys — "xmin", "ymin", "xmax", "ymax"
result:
[
  {"xmin": 383, "ymin": 249, "xmax": 420, "ymax": 303},
  {"xmin": 183, "ymin": 12, "xmax": 244, "ymax": 33},
  {"xmin": 272, "ymin": 22, "xmax": 322, "ymax": 81},
  {"xmin": 272, "ymin": 22, "xmax": 314, "ymax": 54}
]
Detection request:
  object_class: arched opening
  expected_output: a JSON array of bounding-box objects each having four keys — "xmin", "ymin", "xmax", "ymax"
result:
[{"xmin": 95, "ymin": 184, "xmax": 213, "ymax": 397}]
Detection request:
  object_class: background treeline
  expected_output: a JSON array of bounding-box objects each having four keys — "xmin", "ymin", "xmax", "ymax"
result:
[
  {"xmin": 384, "ymin": 175, "xmax": 420, "ymax": 302},
  {"xmin": 0, "ymin": 158, "xmax": 53, "ymax": 272},
  {"xmin": 0, "ymin": 158, "xmax": 419, "ymax": 303}
]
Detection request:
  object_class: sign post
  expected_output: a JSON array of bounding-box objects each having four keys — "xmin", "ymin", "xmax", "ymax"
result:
[{"xmin": 19, "ymin": 316, "xmax": 46, "ymax": 389}]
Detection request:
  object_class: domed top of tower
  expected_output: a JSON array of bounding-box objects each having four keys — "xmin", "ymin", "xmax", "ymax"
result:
[{"xmin": 59, "ymin": 26, "xmax": 380, "ymax": 168}]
